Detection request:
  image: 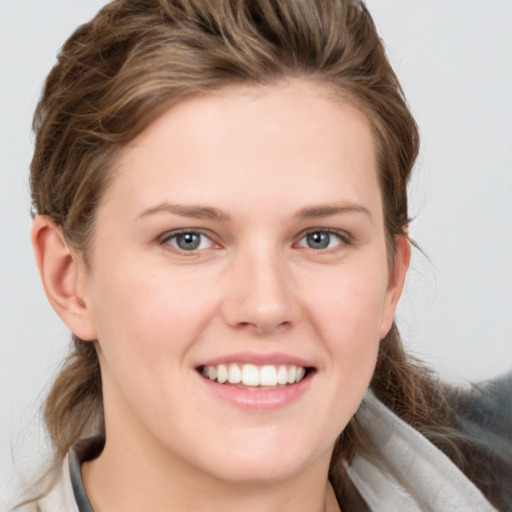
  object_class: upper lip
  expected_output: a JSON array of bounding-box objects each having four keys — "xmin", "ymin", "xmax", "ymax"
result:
[{"xmin": 196, "ymin": 351, "xmax": 315, "ymax": 369}]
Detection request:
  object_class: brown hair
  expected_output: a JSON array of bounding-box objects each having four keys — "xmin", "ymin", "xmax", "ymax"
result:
[{"xmin": 29, "ymin": 0, "xmax": 504, "ymax": 508}]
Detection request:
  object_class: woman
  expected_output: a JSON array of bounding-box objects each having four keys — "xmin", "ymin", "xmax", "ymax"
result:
[{"xmin": 14, "ymin": 0, "xmax": 510, "ymax": 510}]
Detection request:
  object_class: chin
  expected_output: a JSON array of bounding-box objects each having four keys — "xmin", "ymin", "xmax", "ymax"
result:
[
  {"xmin": 202, "ymin": 454, "xmax": 312, "ymax": 485},
  {"xmin": 188, "ymin": 433, "xmax": 332, "ymax": 486}
]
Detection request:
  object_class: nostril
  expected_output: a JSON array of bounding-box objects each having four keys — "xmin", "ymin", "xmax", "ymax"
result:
[{"xmin": 231, "ymin": 320, "xmax": 291, "ymax": 334}]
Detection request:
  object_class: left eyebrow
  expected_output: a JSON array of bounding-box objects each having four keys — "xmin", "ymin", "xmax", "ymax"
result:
[{"xmin": 294, "ymin": 203, "xmax": 373, "ymax": 221}]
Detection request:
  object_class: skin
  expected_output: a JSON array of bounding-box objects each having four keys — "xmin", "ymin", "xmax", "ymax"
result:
[{"xmin": 32, "ymin": 80, "xmax": 410, "ymax": 512}]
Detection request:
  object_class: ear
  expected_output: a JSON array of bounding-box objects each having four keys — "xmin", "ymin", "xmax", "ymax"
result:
[
  {"xmin": 31, "ymin": 215, "xmax": 98, "ymax": 341},
  {"xmin": 379, "ymin": 235, "xmax": 411, "ymax": 339}
]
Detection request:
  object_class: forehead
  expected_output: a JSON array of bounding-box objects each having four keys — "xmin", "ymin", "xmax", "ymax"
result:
[{"xmin": 101, "ymin": 80, "xmax": 380, "ymax": 218}]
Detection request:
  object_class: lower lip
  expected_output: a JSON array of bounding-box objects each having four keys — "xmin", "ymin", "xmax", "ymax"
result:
[{"xmin": 196, "ymin": 372, "xmax": 314, "ymax": 411}]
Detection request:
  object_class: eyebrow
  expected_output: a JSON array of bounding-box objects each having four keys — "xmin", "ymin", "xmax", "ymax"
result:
[
  {"xmin": 137, "ymin": 202, "xmax": 371, "ymax": 223},
  {"xmin": 137, "ymin": 203, "xmax": 231, "ymax": 222},
  {"xmin": 294, "ymin": 203, "xmax": 372, "ymax": 221}
]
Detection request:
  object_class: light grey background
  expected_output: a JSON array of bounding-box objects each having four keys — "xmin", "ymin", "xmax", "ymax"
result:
[{"xmin": 1, "ymin": 0, "xmax": 511, "ymax": 507}]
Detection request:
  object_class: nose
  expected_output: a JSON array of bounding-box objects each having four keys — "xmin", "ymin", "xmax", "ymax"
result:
[{"xmin": 221, "ymin": 245, "xmax": 300, "ymax": 335}]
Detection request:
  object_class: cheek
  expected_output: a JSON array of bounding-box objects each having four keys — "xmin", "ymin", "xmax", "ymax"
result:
[
  {"xmin": 87, "ymin": 261, "xmax": 221, "ymax": 432},
  {"xmin": 309, "ymin": 263, "xmax": 389, "ymax": 338},
  {"xmin": 285, "ymin": 266, "xmax": 387, "ymax": 452},
  {"xmin": 88, "ymin": 259, "xmax": 215, "ymax": 376},
  {"xmin": 306, "ymin": 263, "xmax": 388, "ymax": 383},
  {"xmin": 91, "ymin": 270, "xmax": 153, "ymax": 348}
]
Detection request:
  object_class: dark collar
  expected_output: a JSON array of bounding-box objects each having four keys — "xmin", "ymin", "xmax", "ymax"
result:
[{"xmin": 69, "ymin": 436, "xmax": 105, "ymax": 512}]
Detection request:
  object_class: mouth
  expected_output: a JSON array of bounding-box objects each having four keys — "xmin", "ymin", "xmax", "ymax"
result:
[{"xmin": 197, "ymin": 363, "xmax": 315, "ymax": 390}]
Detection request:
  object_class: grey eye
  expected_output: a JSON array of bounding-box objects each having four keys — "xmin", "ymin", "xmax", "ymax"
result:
[
  {"xmin": 297, "ymin": 231, "xmax": 345, "ymax": 250},
  {"xmin": 163, "ymin": 231, "xmax": 213, "ymax": 251},
  {"xmin": 305, "ymin": 232, "xmax": 331, "ymax": 249},
  {"xmin": 175, "ymin": 233, "xmax": 202, "ymax": 250}
]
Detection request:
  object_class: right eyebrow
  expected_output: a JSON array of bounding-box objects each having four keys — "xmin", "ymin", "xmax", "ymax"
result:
[
  {"xmin": 136, "ymin": 202, "xmax": 231, "ymax": 222},
  {"xmin": 294, "ymin": 203, "xmax": 372, "ymax": 222}
]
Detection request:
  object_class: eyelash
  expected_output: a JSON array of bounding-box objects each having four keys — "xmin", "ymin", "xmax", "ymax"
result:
[{"xmin": 159, "ymin": 228, "xmax": 352, "ymax": 254}]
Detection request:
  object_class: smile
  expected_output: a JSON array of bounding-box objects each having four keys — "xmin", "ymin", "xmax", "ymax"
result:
[
  {"xmin": 195, "ymin": 353, "xmax": 316, "ymax": 410},
  {"xmin": 200, "ymin": 363, "xmax": 309, "ymax": 388}
]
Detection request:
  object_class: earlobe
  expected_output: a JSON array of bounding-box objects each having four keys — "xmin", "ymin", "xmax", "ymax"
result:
[
  {"xmin": 31, "ymin": 215, "xmax": 97, "ymax": 341},
  {"xmin": 379, "ymin": 235, "xmax": 411, "ymax": 339}
]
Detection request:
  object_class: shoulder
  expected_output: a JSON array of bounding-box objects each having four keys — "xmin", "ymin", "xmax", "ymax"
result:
[
  {"xmin": 447, "ymin": 372, "xmax": 512, "ymax": 449},
  {"xmin": 8, "ymin": 456, "xmax": 79, "ymax": 512},
  {"xmin": 446, "ymin": 372, "xmax": 512, "ymax": 511},
  {"xmin": 346, "ymin": 390, "xmax": 501, "ymax": 511}
]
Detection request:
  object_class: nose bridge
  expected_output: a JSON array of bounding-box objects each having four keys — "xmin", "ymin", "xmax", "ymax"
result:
[{"xmin": 222, "ymin": 239, "xmax": 298, "ymax": 334}]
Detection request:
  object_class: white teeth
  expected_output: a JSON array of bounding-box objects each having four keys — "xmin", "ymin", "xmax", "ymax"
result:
[
  {"xmin": 217, "ymin": 364, "xmax": 228, "ymax": 384},
  {"xmin": 201, "ymin": 363, "xmax": 308, "ymax": 387},
  {"xmin": 259, "ymin": 365, "xmax": 277, "ymax": 386},
  {"xmin": 287, "ymin": 365, "xmax": 297, "ymax": 384},
  {"xmin": 277, "ymin": 365, "xmax": 288, "ymax": 385},
  {"xmin": 241, "ymin": 364, "xmax": 259, "ymax": 386},
  {"xmin": 208, "ymin": 366, "xmax": 217, "ymax": 381},
  {"xmin": 228, "ymin": 363, "xmax": 242, "ymax": 384}
]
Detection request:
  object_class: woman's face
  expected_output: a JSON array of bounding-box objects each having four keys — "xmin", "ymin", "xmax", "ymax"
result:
[{"xmin": 78, "ymin": 81, "xmax": 407, "ymax": 484}]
